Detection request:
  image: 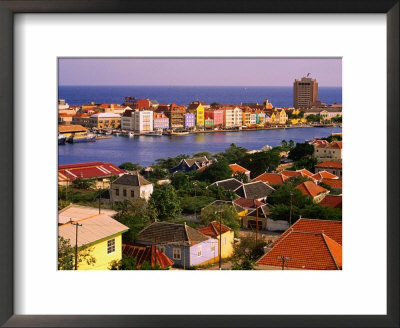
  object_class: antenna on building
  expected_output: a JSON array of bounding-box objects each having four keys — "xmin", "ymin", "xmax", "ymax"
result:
[{"xmin": 307, "ymin": 73, "xmax": 311, "ymax": 77}]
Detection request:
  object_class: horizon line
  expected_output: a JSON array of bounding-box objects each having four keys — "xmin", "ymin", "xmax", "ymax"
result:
[{"xmin": 58, "ymin": 84, "xmax": 342, "ymax": 88}]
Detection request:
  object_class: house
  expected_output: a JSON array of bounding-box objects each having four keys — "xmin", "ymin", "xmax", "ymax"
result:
[
  {"xmin": 153, "ymin": 112, "xmax": 169, "ymax": 130},
  {"xmin": 89, "ymin": 112, "xmax": 121, "ymax": 129},
  {"xmin": 133, "ymin": 110, "xmax": 153, "ymax": 133},
  {"xmin": 270, "ymin": 108, "xmax": 288, "ymax": 125},
  {"xmin": 312, "ymin": 170, "xmax": 339, "ymax": 181},
  {"xmin": 71, "ymin": 113, "xmax": 91, "ymax": 127},
  {"xmin": 171, "ymin": 156, "xmax": 213, "ymax": 173},
  {"xmin": 122, "ymin": 244, "xmax": 174, "ymax": 269},
  {"xmin": 111, "ymin": 172, "xmax": 153, "ymax": 202},
  {"xmin": 232, "ymin": 198, "xmax": 289, "ymax": 231},
  {"xmin": 234, "ymin": 181, "xmax": 275, "ymax": 201},
  {"xmin": 311, "ymin": 140, "xmax": 342, "ymax": 161},
  {"xmin": 252, "ymin": 172, "xmax": 288, "ymax": 185},
  {"xmin": 184, "ymin": 112, "xmax": 195, "ymax": 129},
  {"xmin": 58, "ymin": 161, "xmax": 125, "ymax": 189},
  {"xmin": 256, "ymin": 218, "xmax": 342, "ymax": 270},
  {"xmin": 121, "ymin": 109, "xmax": 135, "ymax": 130},
  {"xmin": 207, "ymin": 109, "xmax": 224, "ymax": 127},
  {"xmin": 295, "ymin": 181, "xmax": 329, "ymax": 203},
  {"xmin": 58, "ymin": 213, "xmax": 129, "ymax": 270},
  {"xmin": 188, "ymin": 102, "xmax": 205, "ymax": 128},
  {"xmin": 135, "ymin": 222, "xmax": 219, "ymax": 268},
  {"xmin": 229, "ymin": 163, "xmax": 251, "ymax": 180},
  {"xmin": 320, "ymin": 195, "xmax": 342, "ymax": 210},
  {"xmin": 58, "ymin": 113, "xmax": 73, "ymax": 125},
  {"xmin": 210, "ymin": 178, "xmax": 243, "ymax": 192},
  {"xmin": 222, "ymin": 106, "xmax": 243, "ymax": 128},
  {"xmin": 280, "ymin": 169, "xmax": 315, "ymax": 180},
  {"xmin": 320, "ymin": 178, "xmax": 342, "ymax": 193},
  {"xmin": 315, "ymin": 161, "xmax": 342, "ymax": 178},
  {"xmin": 198, "ymin": 221, "xmax": 235, "ymax": 258},
  {"xmin": 58, "ymin": 204, "xmax": 117, "ymax": 225}
]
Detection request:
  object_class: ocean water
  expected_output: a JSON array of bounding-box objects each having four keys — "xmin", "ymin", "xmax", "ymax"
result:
[
  {"xmin": 58, "ymin": 126, "xmax": 342, "ymax": 167},
  {"xmin": 58, "ymin": 85, "xmax": 342, "ymax": 108}
]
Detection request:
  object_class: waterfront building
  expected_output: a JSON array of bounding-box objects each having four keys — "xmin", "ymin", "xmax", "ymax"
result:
[
  {"xmin": 58, "ymin": 161, "xmax": 124, "ymax": 189},
  {"xmin": 154, "ymin": 112, "xmax": 169, "ymax": 130},
  {"xmin": 271, "ymin": 108, "xmax": 288, "ymax": 125},
  {"xmin": 242, "ymin": 109, "xmax": 251, "ymax": 126},
  {"xmin": 111, "ymin": 172, "xmax": 153, "ymax": 202},
  {"xmin": 256, "ymin": 218, "xmax": 342, "ymax": 270},
  {"xmin": 198, "ymin": 221, "xmax": 234, "ymax": 258},
  {"xmin": 184, "ymin": 112, "xmax": 195, "ymax": 129},
  {"xmin": 222, "ymin": 106, "xmax": 243, "ymax": 128},
  {"xmin": 255, "ymin": 111, "xmax": 266, "ymax": 125},
  {"xmin": 58, "ymin": 124, "xmax": 88, "ymax": 140},
  {"xmin": 293, "ymin": 76, "xmax": 319, "ymax": 109},
  {"xmin": 122, "ymin": 244, "xmax": 174, "ymax": 269},
  {"xmin": 135, "ymin": 99, "xmax": 151, "ymax": 110},
  {"xmin": 250, "ymin": 112, "xmax": 257, "ymax": 125},
  {"xmin": 58, "ymin": 113, "xmax": 73, "ymax": 125},
  {"xmin": 310, "ymin": 140, "xmax": 342, "ymax": 161},
  {"xmin": 188, "ymin": 102, "xmax": 205, "ymax": 128},
  {"xmin": 89, "ymin": 112, "xmax": 121, "ymax": 129},
  {"xmin": 150, "ymin": 99, "xmax": 159, "ymax": 109},
  {"xmin": 212, "ymin": 109, "xmax": 224, "ymax": 127},
  {"xmin": 135, "ymin": 222, "xmax": 219, "ymax": 268},
  {"xmin": 58, "ymin": 213, "xmax": 129, "ymax": 270},
  {"xmin": 204, "ymin": 114, "xmax": 214, "ymax": 129},
  {"xmin": 71, "ymin": 113, "xmax": 90, "ymax": 127},
  {"xmin": 264, "ymin": 115, "xmax": 271, "ymax": 124},
  {"xmin": 164, "ymin": 104, "xmax": 185, "ymax": 129},
  {"xmin": 133, "ymin": 110, "xmax": 153, "ymax": 133},
  {"xmin": 121, "ymin": 109, "xmax": 135, "ymax": 130},
  {"xmin": 295, "ymin": 181, "xmax": 329, "ymax": 203}
]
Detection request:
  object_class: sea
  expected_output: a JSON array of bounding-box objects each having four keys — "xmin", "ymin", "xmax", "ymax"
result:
[{"xmin": 58, "ymin": 85, "xmax": 342, "ymax": 167}]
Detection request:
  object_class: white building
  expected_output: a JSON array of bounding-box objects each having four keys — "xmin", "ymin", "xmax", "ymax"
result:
[
  {"xmin": 133, "ymin": 110, "xmax": 154, "ymax": 133},
  {"xmin": 223, "ymin": 107, "xmax": 243, "ymax": 128},
  {"xmin": 121, "ymin": 110, "xmax": 134, "ymax": 131},
  {"xmin": 250, "ymin": 113, "xmax": 257, "ymax": 125}
]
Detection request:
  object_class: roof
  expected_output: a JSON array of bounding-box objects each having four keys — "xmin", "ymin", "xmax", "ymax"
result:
[
  {"xmin": 253, "ymin": 173, "xmax": 288, "ymax": 185},
  {"xmin": 58, "ymin": 124, "xmax": 87, "ymax": 133},
  {"xmin": 320, "ymin": 195, "xmax": 342, "ymax": 210},
  {"xmin": 281, "ymin": 169, "xmax": 314, "ymax": 178},
  {"xmin": 58, "ymin": 204, "xmax": 117, "ymax": 224},
  {"xmin": 233, "ymin": 197, "xmax": 264, "ymax": 209},
  {"xmin": 122, "ymin": 244, "xmax": 174, "ymax": 269},
  {"xmin": 256, "ymin": 230, "xmax": 342, "ymax": 270},
  {"xmin": 90, "ymin": 113, "xmax": 121, "ymax": 118},
  {"xmin": 295, "ymin": 181, "xmax": 329, "ymax": 198},
  {"xmin": 185, "ymin": 157, "xmax": 209, "ymax": 167},
  {"xmin": 136, "ymin": 222, "xmax": 211, "ymax": 246},
  {"xmin": 113, "ymin": 172, "xmax": 152, "ymax": 187},
  {"xmin": 320, "ymin": 178, "xmax": 342, "ymax": 189},
  {"xmin": 271, "ymin": 218, "xmax": 342, "ymax": 246},
  {"xmin": 235, "ymin": 181, "xmax": 275, "ymax": 199},
  {"xmin": 229, "ymin": 163, "xmax": 250, "ymax": 174},
  {"xmin": 312, "ymin": 171, "xmax": 339, "ymax": 181},
  {"xmin": 211, "ymin": 178, "xmax": 243, "ymax": 191},
  {"xmin": 313, "ymin": 141, "xmax": 342, "ymax": 149},
  {"xmin": 58, "ymin": 162, "xmax": 124, "ymax": 182},
  {"xmin": 58, "ymin": 214, "xmax": 129, "ymax": 248},
  {"xmin": 198, "ymin": 221, "xmax": 231, "ymax": 238},
  {"xmin": 315, "ymin": 161, "xmax": 342, "ymax": 169}
]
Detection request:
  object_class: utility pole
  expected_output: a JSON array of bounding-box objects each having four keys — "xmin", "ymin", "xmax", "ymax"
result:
[
  {"xmin": 289, "ymin": 192, "xmax": 293, "ymax": 226},
  {"xmin": 110, "ymin": 178, "xmax": 114, "ymax": 210},
  {"xmin": 277, "ymin": 256, "xmax": 292, "ymax": 270},
  {"xmin": 98, "ymin": 189, "xmax": 101, "ymax": 214},
  {"xmin": 193, "ymin": 182, "xmax": 197, "ymax": 220},
  {"xmin": 70, "ymin": 219, "xmax": 82, "ymax": 270},
  {"xmin": 219, "ymin": 211, "xmax": 222, "ymax": 270},
  {"xmin": 254, "ymin": 199, "xmax": 259, "ymax": 245}
]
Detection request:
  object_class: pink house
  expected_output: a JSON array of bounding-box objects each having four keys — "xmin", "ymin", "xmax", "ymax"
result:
[{"xmin": 206, "ymin": 110, "xmax": 224, "ymax": 127}]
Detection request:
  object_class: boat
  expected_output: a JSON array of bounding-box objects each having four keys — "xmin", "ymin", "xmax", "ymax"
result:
[
  {"xmin": 58, "ymin": 134, "xmax": 66, "ymax": 145},
  {"xmin": 144, "ymin": 130, "xmax": 163, "ymax": 136},
  {"xmin": 167, "ymin": 130, "xmax": 189, "ymax": 136},
  {"xmin": 105, "ymin": 130, "xmax": 112, "ymax": 135},
  {"xmin": 70, "ymin": 133, "xmax": 96, "ymax": 143},
  {"xmin": 128, "ymin": 131, "xmax": 135, "ymax": 137}
]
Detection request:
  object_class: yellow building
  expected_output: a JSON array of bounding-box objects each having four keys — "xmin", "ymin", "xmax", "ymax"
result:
[
  {"xmin": 58, "ymin": 213, "xmax": 129, "ymax": 270},
  {"xmin": 198, "ymin": 221, "xmax": 235, "ymax": 259},
  {"xmin": 89, "ymin": 112, "xmax": 121, "ymax": 129},
  {"xmin": 58, "ymin": 124, "xmax": 88, "ymax": 140},
  {"xmin": 188, "ymin": 103, "xmax": 205, "ymax": 128},
  {"xmin": 270, "ymin": 108, "xmax": 288, "ymax": 125}
]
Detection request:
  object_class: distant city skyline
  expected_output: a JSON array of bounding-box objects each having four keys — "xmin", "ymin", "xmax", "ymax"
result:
[{"xmin": 59, "ymin": 58, "xmax": 342, "ymax": 87}]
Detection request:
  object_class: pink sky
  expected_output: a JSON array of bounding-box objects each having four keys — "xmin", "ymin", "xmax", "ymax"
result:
[{"xmin": 59, "ymin": 58, "xmax": 342, "ymax": 87}]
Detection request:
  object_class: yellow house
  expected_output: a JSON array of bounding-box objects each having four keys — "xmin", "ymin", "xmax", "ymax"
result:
[
  {"xmin": 198, "ymin": 221, "xmax": 235, "ymax": 258},
  {"xmin": 58, "ymin": 213, "xmax": 129, "ymax": 270},
  {"xmin": 271, "ymin": 109, "xmax": 288, "ymax": 124},
  {"xmin": 188, "ymin": 103, "xmax": 205, "ymax": 128}
]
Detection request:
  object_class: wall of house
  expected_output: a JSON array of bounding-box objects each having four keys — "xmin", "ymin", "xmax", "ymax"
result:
[
  {"xmin": 112, "ymin": 183, "xmax": 153, "ymax": 202},
  {"xmin": 242, "ymin": 216, "xmax": 267, "ymax": 230},
  {"xmin": 189, "ymin": 238, "xmax": 219, "ymax": 266},
  {"xmin": 217, "ymin": 231, "xmax": 234, "ymax": 258},
  {"xmin": 266, "ymin": 218, "xmax": 290, "ymax": 231},
  {"xmin": 77, "ymin": 234, "xmax": 123, "ymax": 270},
  {"xmin": 315, "ymin": 167, "xmax": 342, "ymax": 178}
]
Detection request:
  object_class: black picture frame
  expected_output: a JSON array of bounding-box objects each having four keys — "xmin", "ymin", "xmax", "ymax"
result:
[{"xmin": 0, "ymin": 1, "xmax": 398, "ymax": 327}]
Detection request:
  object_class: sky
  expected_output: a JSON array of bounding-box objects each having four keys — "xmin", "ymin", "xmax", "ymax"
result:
[{"xmin": 59, "ymin": 58, "xmax": 342, "ymax": 87}]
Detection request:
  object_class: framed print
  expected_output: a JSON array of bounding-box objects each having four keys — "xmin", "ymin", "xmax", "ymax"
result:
[{"xmin": 0, "ymin": 1, "xmax": 398, "ymax": 327}]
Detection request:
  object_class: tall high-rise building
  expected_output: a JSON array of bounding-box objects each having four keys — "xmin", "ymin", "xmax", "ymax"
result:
[{"xmin": 293, "ymin": 76, "xmax": 319, "ymax": 108}]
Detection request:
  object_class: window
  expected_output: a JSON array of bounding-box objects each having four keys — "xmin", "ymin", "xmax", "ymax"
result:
[
  {"xmin": 115, "ymin": 189, "xmax": 119, "ymax": 196},
  {"xmin": 333, "ymin": 170, "xmax": 336, "ymax": 175},
  {"xmin": 123, "ymin": 189, "xmax": 127, "ymax": 197},
  {"xmin": 107, "ymin": 239, "xmax": 115, "ymax": 254},
  {"xmin": 130, "ymin": 190, "xmax": 134, "ymax": 198},
  {"xmin": 173, "ymin": 248, "xmax": 181, "ymax": 260},
  {"xmin": 211, "ymin": 242, "xmax": 215, "ymax": 253},
  {"xmin": 222, "ymin": 237, "xmax": 226, "ymax": 245},
  {"xmin": 197, "ymin": 245, "xmax": 202, "ymax": 257}
]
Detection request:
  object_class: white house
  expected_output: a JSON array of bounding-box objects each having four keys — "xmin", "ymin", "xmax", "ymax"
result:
[{"xmin": 134, "ymin": 110, "xmax": 154, "ymax": 133}]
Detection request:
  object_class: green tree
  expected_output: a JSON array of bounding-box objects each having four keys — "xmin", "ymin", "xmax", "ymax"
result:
[
  {"xmin": 288, "ymin": 142, "xmax": 315, "ymax": 161},
  {"xmin": 200, "ymin": 204, "xmax": 240, "ymax": 237},
  {"xmin": 281, "ymin": 139, "xmax": 288, "ymax": 148},
  {"xmin": 71, "ymin": 178, "xmax": 96, "ymax": 190},
  {"xmin": 300, "ymin": 203, "xmax": 342, "ymax": 221},
  {"xmin": 233, "ymin": 171, "xmax": 249, "ymax": 183},
  {"xmin": 291, "ymin": 157, "xmax": 318, "ymax": 172},
  {"xmin": 198, "ymin": 160, "xmax": 233, "ymax": 183},
  {"xmin": 231, "ymin": 236, "xmax": 267, "ymax": 269},
  {"xmin": 237, "ymin": 150, "xmax": 281, "ymax": 178},
  {"xmin": 210, "ymin": 102, "xmax": 220, "ymax": 107},
  {"xmin": 289, "ymin": 139, "xmax": 295, "ymax": 148},
  {"xmin": 155, "ymin": 154, "xmax": 190, "ymax": 171},
  {"xmin": 58, "ymin": 236, "xmax": 96, "ymax": 270},
  {"xmin": 192, "ymin": 151, "xmax": 213, "ymax": 159},
  {"xmin": 171, "ymin": 171, "xmax": 190, "ymax": 190},
  {"xmin": 267, "ymin": 183, "xmax": 312, "ymax": 208},
  {"xmin": 119, "ymin": 162, "xmax": 143, "ymax": 171},
  {"xmin": 109, "ymin": 254, "xmax": 163, "ymax": 270},
  {"xmin": 215, "ymin": 143, "xmax": 248, "ymax": 163},
  {"xmin": 149, "ymin": 184, "xmax": 182, "ymax": 221}
]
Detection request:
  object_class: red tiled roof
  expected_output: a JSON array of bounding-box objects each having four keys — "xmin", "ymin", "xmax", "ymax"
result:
[
  {"xmin": 316, "ymin": 161, "xmax": 342, "ymax": 169},
  {"xmin": 256, "ymin": 230, "xmax": 342, "ymax": 270},
  {"xmin": 320, "ymin": 195, "xmax": 342, "ymax": 210},
  {"xmin": 229, "ymin": 163, "xmax": 250, "ymax": 174},
  {"xmin": 198, "ymin": 221, "xmax": 231, "ymax": 238},
  {"xmin": 281, "ymin": 169, "xmax": 314, "ymax": 179},
  {"xmin": 271, "ymin": 218, "xmax": 342, "ymax": 246},
  {"xmin": 295, "ymin": 181, "xmax": 329, "ymax": 198},
  {"xmin": 320, "ymin": 178, "xmax": 342, "ymax": 189},
  {"xmin": 122, "ymin": 244, "xmax": 174, "ymax": 269},
  {"xmin": 58, "ymin": 162, "xmax": 124, "ymax": 182},
  {"xmin": 312, "ymin": 171, "xmax": 339, "ymax": 181},
  {"xmin": 233, "ymin": 197, "xmax": 264, "ymax": 209},
  {"xmin": 253, "ymin": 173, "xmax": 288, "ymax": 185}
]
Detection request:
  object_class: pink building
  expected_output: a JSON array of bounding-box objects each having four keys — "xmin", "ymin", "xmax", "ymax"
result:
[{"xmin": 206, "ymin": 110, "xmax": 224, "ymax": 127}]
